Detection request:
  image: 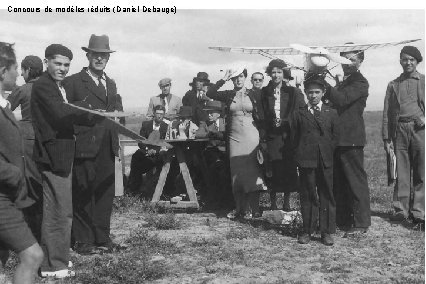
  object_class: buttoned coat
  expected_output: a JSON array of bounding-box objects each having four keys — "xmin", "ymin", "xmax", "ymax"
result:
[
  {"xmin": 146, "ymin": 94, "xmax": 182, "ymax": 119},
  {"xmin": 382, "ymin": 72, "xmax": 425, "ymax": 140},
  {"xmin": 0, "ymin": 106, "xmax": 33, "ymax": 208},
  {"xmin": 64, "ymin": 68, "xmax": 122, "ymax": 159},
  {"xmin": 31, "ymin": 72, "xmax": 92, "ymax": 174},
  {"xmin": 327, "ymin": 72, "xmax": 369, "ymax": 146},
  {"xmin": 292, "ymin": 104, "xmax": 338, "ymax": 168}
]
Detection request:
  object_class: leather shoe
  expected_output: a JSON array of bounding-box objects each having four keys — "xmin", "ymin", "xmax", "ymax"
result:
[
  {"xmin": 97, "ymin": 240, "xmax": 128, "ymax": 253},
  {"xmin": 297, "ymin": 233, "xmax": 311, "ymax": 244},
  {"xmin": 321, "ymin": 233, "xmax": 334, "ymax": 246},
  {"xmin": 74, "ymin": 242, "xmax": 101, "ymax": 255},
  {"xmin": 389, "ymin": 212, "xmax": 408, "ymax": 222}
]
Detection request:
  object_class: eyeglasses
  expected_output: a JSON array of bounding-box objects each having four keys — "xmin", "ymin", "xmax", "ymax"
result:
[{"xmin": 252, "ymin": 78, "xmax": 263, "ymax": 82}]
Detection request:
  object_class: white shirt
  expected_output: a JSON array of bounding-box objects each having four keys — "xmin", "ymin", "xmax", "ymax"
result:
[
  {"xmin": 58, "ymin": 84, "xmax": 68, "ymax": 103},
  {"xmin": 307, "ymin": 101, "xmax": 323, "ymax": 115},
  {"xmin": 153, "ymin": 121, "xmax": 161, "ymax": 131},
  {"xmin": 0, "ymin": 95, "xmax": 10, "ymax": 109},
  {"xmin": 86, "ymin": 69, "xmax": 107, "ymax": 92},
  {"xmin": 274, "ymin": 87, "xmax": 280, "ymax": 119}
]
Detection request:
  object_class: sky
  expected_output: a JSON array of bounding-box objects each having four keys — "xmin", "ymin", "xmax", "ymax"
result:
[{"xmin": 0, "ymin": 4, "xmax": 424, "ymax": 112}]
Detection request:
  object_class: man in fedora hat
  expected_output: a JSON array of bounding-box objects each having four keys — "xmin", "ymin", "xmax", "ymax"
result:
[
  {"xmin": 182, "ymin": 71, "xmax": 212, "ymax": 126},
  {"xmin": 127, "ymin": 105, "xmax": 169, "ymax": 196},
  {"xmin": 63, "ymin": 34, "xmax": 126, "ymax": 255},
  {"xmin": 167, "ymin": 106, "xmax": 198, "ymax": 140},
  {"xmin": 147, "ymin": 78, "xmax": 182, "ymax": 122},
  {"xmin": 383, "ymin": 45, "xmax": 424, "ymax": 225}
]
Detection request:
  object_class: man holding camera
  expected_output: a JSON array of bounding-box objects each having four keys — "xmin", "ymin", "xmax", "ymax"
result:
[{"xmin": 382, "ymin": 45, "xmax": 424, "ymax": 225}]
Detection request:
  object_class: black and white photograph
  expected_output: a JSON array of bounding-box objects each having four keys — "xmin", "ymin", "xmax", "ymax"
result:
[{"xmin": 0, "ymin": 1, "xmax": 425, "ymax": 283}]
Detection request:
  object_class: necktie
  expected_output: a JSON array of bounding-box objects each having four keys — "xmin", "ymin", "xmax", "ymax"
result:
[
  {"xmin": 98, "ymin": 77, "xmax": 107, "ymax": 100},
  {"xmin": 312, "ymin": 106, "xmax": 324, "ymax": 136}
]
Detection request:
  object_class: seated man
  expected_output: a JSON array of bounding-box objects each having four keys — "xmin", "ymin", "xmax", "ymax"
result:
[
  {"xmin": 126, "ymin": 105, "xmax": 168, "ymax": 196},
  {"xmin": 166, "ymin": 106, "xmax": 198, "ymax": 140}
]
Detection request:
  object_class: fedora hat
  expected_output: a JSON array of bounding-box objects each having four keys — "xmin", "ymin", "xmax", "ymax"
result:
[
  {"xmin": 203, "ymin": 100, "xmax": 222, "ymax": 111},
  {"xmin": 82, "ymin": 34, "xmax": 115, "ymax": 53},
  {"xmin": 177, "ymin": 106, "xmax": 193, "ymax": 118},
  {"xmin": 189, "ymin": 72, "xmax": 210, "ymax": 86}
]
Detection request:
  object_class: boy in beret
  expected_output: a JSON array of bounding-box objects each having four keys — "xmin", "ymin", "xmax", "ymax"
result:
[
  {"xmin": 292, "ymin": 74, "xmax": 338, "ymax": 246},
  {"xmin": 31, "ymin": 43, "xmax": 96, "ymax": 278},
  {"xmin": 382, "ymin": 45, "xmax": 424, "ymax": 225}
]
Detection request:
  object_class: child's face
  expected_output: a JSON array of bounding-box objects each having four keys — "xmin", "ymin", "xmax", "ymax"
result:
[
  {"xmin": 305, "ymin": 83, "xmax": 325, "ymax": 106},
  {"xmin": 208, "ymin": 110, "xmax": 221, "ymax": 122}
]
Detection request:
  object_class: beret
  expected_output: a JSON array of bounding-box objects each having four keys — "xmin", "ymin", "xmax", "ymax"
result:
[
  {"xmin": 400, "ymin": 45, "xmax": 422, "ymax": 63},
  {"xmin": 304, "ymin": 73, "xmax": 327, "ymax": 88},
  {"xmin": 45, "ymin": 44, "xmax": 73, "ymax": 60},
  {"xmin": 158, "ymin": 77, "xmax": 172, "ymax": 87},
  {"xmin": 21, "ymin": 55, "xmax": 43, "ymax": 70}
]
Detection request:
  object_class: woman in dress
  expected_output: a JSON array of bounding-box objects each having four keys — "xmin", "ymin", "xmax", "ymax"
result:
[
  {"xmin": 207, "ymin": 67, "xmax": 266, "ymax": 218},
  {"xmin": 261, "ymin": 59, "xmax": 306, "ymax": 210}
]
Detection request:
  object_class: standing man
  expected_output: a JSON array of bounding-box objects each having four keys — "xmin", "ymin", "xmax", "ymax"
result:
[
  {"xmin": 326, "ymin": 46, "xmax": 371, "ymax": 236},
  {"xmin": 250, "ymin": 72, "xmax": 264, "ymax": 91},
  {"xmin": 182, "ymin": 72, "xmax": 211, "ymax": 125},
  {"xmin": 64, "ymin": 34, "xmax": 125, "ymax": 255},
  {"xmin": 147, "ymin": 78, "xmax": 182, "ymax": 121},
  {"xmin": 382, "ymin": 46, "xmax": 424, "ymax": 224},
  {"xmin": 31, "ymin": 44, "xmax": 94, "ymax": 278}
]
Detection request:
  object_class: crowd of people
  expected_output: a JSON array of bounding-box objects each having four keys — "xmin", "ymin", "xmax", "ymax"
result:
[{"xmin": 0, "ymin": 33, "xmax": 424, "ymax": 283}]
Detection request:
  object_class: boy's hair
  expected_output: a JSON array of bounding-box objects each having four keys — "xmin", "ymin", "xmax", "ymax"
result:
[
  {"xmin": 0, "ymin": 42, "xmax": 17, "ymax": 69},
  {"xmin": 153, "ymin": 104, "xmax": 166, "ymax": 113}
]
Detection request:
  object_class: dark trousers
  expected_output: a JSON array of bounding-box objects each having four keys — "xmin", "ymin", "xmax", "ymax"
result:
[
  {"xmin": 334, "ymin": 146, "xmax": 371, "ymax": 228},
  {"xmin": 72, "ymin": 135, "xmax": 115, "ymax": 245},
  {"xmin": 393, "ymin": 122, "xmax": 424, "ymax": 220},
  {"xmin": 299, "ymin": 162, "xmax": 336, "ymax": 234},
  {"xmin": 127, "ymin": 149, "xmax": 161, "ymax": 195},
  {"xmin": 40, "ymin": 167, "xmax": 72, "ymax": 272}
]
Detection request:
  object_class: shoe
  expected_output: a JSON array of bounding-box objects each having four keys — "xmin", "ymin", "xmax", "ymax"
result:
[
  {"xmin": 390, "ymin": 212, "xmax": 408, "ymax": 222},
  {"xmin": 40, "ymin": 269, "xmax": 76, "ymax": 279},
  {"xmin": 226, "ymin": 210, "xmax": 240, "ymax": 219},
  {"xmin": 97, "ymin": 240, "xmax": 128, "ymax": 253},
  {"xmin": 243, "ymin": 212, "xmax": 253, "ymax": 220},
  {"xmin": 343, "ymin": 227, "xmax": 368, "ymax": 238},
  {"xmin": 321, "ymin": 233, "xmax": 334, "ymax": 246},
  {"xmin": 297, "ymin": 233, "xmax": 311, "ymax": 244},
  {"xmin": 74, "ymin": 242, "xmax": 102, "ymax": 255}
]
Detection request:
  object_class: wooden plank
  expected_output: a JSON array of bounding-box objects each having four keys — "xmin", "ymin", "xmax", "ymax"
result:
[
  {"xmin": 115, "ymin": 156, "xmax": 124, "ymax": 196},
  {"xmin": 151, "ymin": 201, "xmax": 199, "ymax": 209},
  {"xmin": 151, "ymin": 152, "xmax": 172, "ymax": 202},
  {"xmin": 175, "ymin": 146, "xmax": 199, "ymax": 208}
]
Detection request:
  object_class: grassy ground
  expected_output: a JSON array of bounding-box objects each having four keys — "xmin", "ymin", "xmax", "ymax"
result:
[{"xmin": 1, "ymin": 111, "xmax": 424, "ymax": 284}]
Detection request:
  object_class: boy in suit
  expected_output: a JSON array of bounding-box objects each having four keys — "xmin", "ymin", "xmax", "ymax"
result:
[
  {"xmin": 292, "ymin": 74, "xmax": 338, "ymax": 246},
  {"xmin": 127, "ymin": 105, "xmax": 169, "ymax": 195}
]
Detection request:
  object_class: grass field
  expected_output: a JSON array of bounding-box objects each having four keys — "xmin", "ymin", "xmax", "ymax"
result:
[{"xmin": 0, "ymin": 111, "xmax": 424, "ymax": 284}]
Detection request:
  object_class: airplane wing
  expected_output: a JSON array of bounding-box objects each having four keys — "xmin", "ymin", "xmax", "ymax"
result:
[
  {"xmin": 323, "ymin": 39, "xmax": 421, "ymax": 53},
  {"xmin": 209, "ymin": 46, "xmax": 303, "ymax": 56}
]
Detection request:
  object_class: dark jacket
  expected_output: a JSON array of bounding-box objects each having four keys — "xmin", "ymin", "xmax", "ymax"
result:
[
  {"xmin": 0, "ymin": 106, "xmax": 33, "ymax": 208},
  {"xmin": 182, "ymin": 89, "xmax": 210, "ymax": 125},
  {"xmin": 138, "ymin": 119, "xmax": 168, "ymax": 153},
  {"xmin": 292, "ymin": 104, "xmax": 338, "ymax": 168},
  {"xmin": 206, "ymin": 79, "xmax": 265, "ymax": 137},
  {"xmin": 382, "ymin": 71, "xmax": 425, "ymax": 140},
  {"xmin": 64, "ymin": 68, "xmax": 123, "ymax": 159},
  {"xmin": 261, "ymin": 82, "xmax": 306, "ymax": 160},
  {"xmin": 31, "ymin": 72, "xmax": 93, "ymax": 174},
  {"xmin": 327, "ymin": 71, "xmax": 369, "ymax": 146}
]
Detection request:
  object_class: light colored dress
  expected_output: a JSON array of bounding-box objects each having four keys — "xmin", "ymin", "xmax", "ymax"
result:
[{"xmin": 229, "ymin": 88, "xmax": 265, "ymax": 194}]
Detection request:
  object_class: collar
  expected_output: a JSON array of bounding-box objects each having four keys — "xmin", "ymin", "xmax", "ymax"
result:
[
  {"xmin": 400, "ymin": 70, "xmax": 421, "ymax": 81},
  {"xmin": 159, "ymin": 93, "xmax": 172, "ymax": 100},
  {"xmin": 307, "ymin": 100, "xmax": 322, "ymax": 111},
  {"xmin": 86, "ymin": 68, "xmax": 106, "ymax": 81},
  {"xmin": 0, "ymin": 95, "xmax": 9, "ymax": 108}
]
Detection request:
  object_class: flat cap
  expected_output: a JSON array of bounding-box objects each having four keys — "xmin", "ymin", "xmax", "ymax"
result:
[
  {"xmin": 45, "ymin": 44, "xmax": 73, "ymax": 60},
  {"xmin": 21, "ymin": 55, "xmax": 43, "ymax": 70},
  {"xmin": 400, "ymin": 45, "xmax": 422, "ymax": 63},
  {"xmin": 158, "ymin": 77, "xmax": 172, "ymax": 87}
]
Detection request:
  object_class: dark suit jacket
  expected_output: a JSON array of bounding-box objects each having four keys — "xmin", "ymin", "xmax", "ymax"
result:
[
  {"xmin": 31, "ymin": 72, "xmax": 92, "ymax": 174},
  {"xmin": 327, "ymin": 72, "xmax": 369, "ymax": 146},
  {"xmin": 0, "ymin": 106, "xmax": 33, "ymax": 208},
  {"xmin": 382, "ymin": 71, "xmax": 425, "ymax": 140},
  {"xmin": 138, "ymin": 120, "xmax": 168, "ymax": 153},
  {"xmin": 182, "ymin": 89, "xmax": 210, "ymax": 125},
  {"xmin": 292, "ymin": 104, "xmax": 338, "ymax": 168},
  {"xmin": 64, "ymin": 68, "xmax": 123, "ymax": 159}
]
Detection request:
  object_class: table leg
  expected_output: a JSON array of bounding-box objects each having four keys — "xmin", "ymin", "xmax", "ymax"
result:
[
  {"xmin": 151, "ymin": 152, "xmax": 172, "ymax": 202},
  {"xmin": 175, "ymin": 146, "xmax": 199, "ymax": 205}
]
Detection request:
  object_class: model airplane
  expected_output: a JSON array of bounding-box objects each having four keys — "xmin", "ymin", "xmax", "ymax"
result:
[{"xmin": 209, "ymin": 39, "xmax": 421, "ymax": 80}]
